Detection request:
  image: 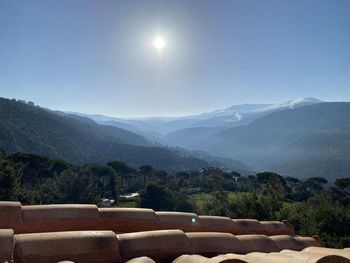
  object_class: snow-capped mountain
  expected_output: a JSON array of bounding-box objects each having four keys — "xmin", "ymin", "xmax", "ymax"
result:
[
  {"xmin": 166, "ymin": 97, "xmax": 323, "ymax": 129},
  {"xmin": 251, "ymin": 97, "xmax": 323, "ymax": 113},
  {"xmin": 67, "ymin": 98, "xmax": 322, "ymax": 141},
  {"xmin": 194, "ymin": 97, "xmax": 322, "ymax": 120}
]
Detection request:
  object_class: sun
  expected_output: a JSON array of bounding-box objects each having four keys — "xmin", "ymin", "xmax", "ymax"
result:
[{"xmin": 153, "ymin": 36, "xmax": 166, "ymax": 51}]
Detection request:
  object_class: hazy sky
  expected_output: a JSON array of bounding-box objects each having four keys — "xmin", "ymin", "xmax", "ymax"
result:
[{"xmin": 0, "ymin": 0, "xmax": 349, "ymax": 117}]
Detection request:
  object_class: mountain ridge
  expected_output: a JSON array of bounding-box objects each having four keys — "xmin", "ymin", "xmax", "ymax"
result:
[
  {"xmin": 195, "ymin": 102, "xmax": 350, "ymax": 180},
  {"xmin": 0, "ymin": 97, "xmax": 248, "ymax": 172},
  {"xmin": 68, "ymin": 97, "xmax": 322, "ymax": 139}
]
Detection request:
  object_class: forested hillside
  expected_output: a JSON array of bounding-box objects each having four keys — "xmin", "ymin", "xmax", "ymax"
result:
[
  {"xmin": 197, "ymin": 102, "xmax": 350, "ymax": 180},
  {"xmin": 0, "ymin": 98, "xmax": 211, "ymax": 170}
]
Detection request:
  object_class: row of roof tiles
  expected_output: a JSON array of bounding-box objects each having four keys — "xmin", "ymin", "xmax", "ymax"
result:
[
  {"xmin": 57, "ymin": 249, "xmax": 350, "ymax": 263},
  {"xmin": 0, "ymin": 229, "xmax": 323, "ymax": 263},
  {"xmin": 171, "ymin": 248, "xmax": 350, "ymax": 263},
  {"xmin": 0, "ymin": 201, "xmax": 294, "ymax": 235}
]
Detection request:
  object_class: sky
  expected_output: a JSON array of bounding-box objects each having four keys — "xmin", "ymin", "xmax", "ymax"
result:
[{"xmin": 0, "ymin": 0, "xmax": 349, "ymax": 117}]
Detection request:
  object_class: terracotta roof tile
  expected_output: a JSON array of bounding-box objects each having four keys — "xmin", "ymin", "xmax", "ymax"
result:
[
  {"xmin": 0, "ymin": 202, "xmax": 339, "ymax": 263},
  {"xmin": 117, "ymin": 229, "xmax": 193, "ymax": 263},
  {"xmin": 156, "ymin": 212, "xmax": 199, "ymax": 232},
  {"xmin": 126, "ymin": 256, "xmax": 156, "ymax": 263},
  {"xmin": 0, "ymin": 201, "xmax": 22, "ymax": 229},
  {"xmin": 0, "ymin": 229, "xmax": 14, "ymax": 262},
  {"xmin": 98, "ymin": 207, "xmax": 159, "ymax": 233},
  {"xmin": 13, "ymin": 230, "xmax": 120, "ymax": 263},
  {"xmin": 173, "ymin": 251, "xmax": 350, "ymax": 263},
  {"xmin": 185, "ymin": 232, "xmax": 244, "ymax": 256}
]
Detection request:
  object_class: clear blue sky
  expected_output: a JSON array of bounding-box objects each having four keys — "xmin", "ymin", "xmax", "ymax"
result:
[{"xmin": 0, "ymin": 0, "xmax": 349, "ymax": 117}]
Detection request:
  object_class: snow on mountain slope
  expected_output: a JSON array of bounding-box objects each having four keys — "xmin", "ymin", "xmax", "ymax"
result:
[{"xmin": 67, "ymin": 98, "xmax": 322, "ymax": 137}]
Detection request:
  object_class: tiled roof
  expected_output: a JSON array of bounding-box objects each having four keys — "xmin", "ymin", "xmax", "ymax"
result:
[
  {"xmin": 0, "ymin": 202, "xmax": 294, "ymax": 235},
  {"xmin": 171, "ymin": 250, "xmax": 350, "ymax": 263},
  {"xmin": 0, "ymin": 201, "xmax": 347, "ymax": 263},
  {"xmin": 0, "ymin": 228, "xmax": 323, "ymax": 263}
]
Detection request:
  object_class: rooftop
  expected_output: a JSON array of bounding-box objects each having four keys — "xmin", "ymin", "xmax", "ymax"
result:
[{"xmin": 0, "ymin": 201, "xmax": 349, "ymax": 263}]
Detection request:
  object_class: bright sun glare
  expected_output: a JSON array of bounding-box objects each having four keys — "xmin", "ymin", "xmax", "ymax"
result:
[{"xmin": 153, "ymin": 36, "xmax": 166, "ymax": 51}]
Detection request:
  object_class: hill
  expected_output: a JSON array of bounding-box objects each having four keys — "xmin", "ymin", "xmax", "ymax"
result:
[
  {"xmin": 71, "ymin": 98, "xmax": 321, "ymax": 144},
  {"xmin": 0, "ymin": 98, "xmax": 211, "ymax": 170},
  {"xmin": 196, "ymin": 102, "xmax": 350, "ymax": 180}
]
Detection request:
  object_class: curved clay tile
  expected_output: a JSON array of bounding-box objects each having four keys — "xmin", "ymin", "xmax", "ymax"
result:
[
  {"xmin": 196, "ymin": 216, "xmax": 235, "ymax": 233},
  {"xmin": 0, "ymin": 229, "xmax": 14, "ymax": 263},
  {"xmin": 293, "ymin": 236, "xmax": 323, "ymax": 248},
  {"xmin": 209, "ymin": 254, "xmax": 248, "ymax": 263},
  {"xmin": 236, "ymin": 235, "xmax": 280, "ymax": 253},
  {"xmin": 186, "ymin": 232, "xmax": 244, "ymax": 256},
  {"xmin": 156, "ymin": 212, "xmax": 199, "ymax": 232},
  {"xmin": 13, "ymin": 230, "xmax": 120, "ymax": 263},
  {"xmin": 270, "ymin": 235, "xmax": 305, "ymax": 251},
  {"xmin": 98, "ymin": 207, "xmax": 159, "ymax": 233},
  {"xmin": 17, "ymin": 204, "xmax": 101, "ymax": 233},
  {"xmin": 288, "ymin": 254, "xmax": 350, "ymax": 263},
  {"xmin": 0, "ymin": 201, "xmax": 22, "ymax": 229},
  {"xmin": 231, "ymin": 220, "xmax": 266, "ymax": 235},
  {"xmin": 173, "ymin": 254, "xmax": 209, "ymax": 263},
  {"xmin": 126, "ymin": 256, "xmax": 157, "ymax": 263},
  {"xmin": 117, "ymin": 229, "xmax": 193, "ymax": 263},
  {"xmin": 260, "ymin": 220, "xmax": 295, "ymax": 236},
  {"xmin": 301, "ymin": 247, "xmax": 350, "ymax": 259},
  {"xmin": 246, "ymin": 251, "xmax": 350, "ymax": 263}
]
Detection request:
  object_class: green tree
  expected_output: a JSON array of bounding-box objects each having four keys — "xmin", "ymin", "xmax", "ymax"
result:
[
  {"xmin": 335, "ymin": 177, "xmax": 350, "ymax": 191},
  {"xmin": 82, "ymin": 164, "xmax": 118, "ymax": 203},
  {"xmin": 139, "ymin": 165, "xmax": 154, "ymax": 186},
  {"xmin": 0, "ymin": 157, "xmax": 20, "ymax": 200},
  {"xmin": 304, "ymin": 177, "xmax": 328, "ymax": 195},
  {"xmin": 140, "ymin": 183, "xmax": 175, "ymax": 211},
  {"xmin": 41, "ymin": 169, "xmax": 101, "ymax": 204},
  {"xmin": 154, "ymin": 170, "xmax": 168, "ymax": 185}
]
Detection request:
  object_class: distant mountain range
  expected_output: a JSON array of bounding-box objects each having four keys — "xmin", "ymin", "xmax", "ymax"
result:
[
  {"xmin": 2, "ymin": 96, "xmax": 349, "ymax": 180},
  {"xmin": 0, "ymin": 97, "xmax": 247, "ymax": 172},
  {"xmin": 194, "ymin": 102, "xmax": 350, "ymax": 180},
  {"xmin": 70, "ymin": 97, "xmax": 322, "ymax": 145},
  {"xmin": 163, "ymin": 98, "xmax": 323, "ymax": 147},
  {"xmin": 66, "ymin": 97, "xmax": 350, "ymax": 180}
]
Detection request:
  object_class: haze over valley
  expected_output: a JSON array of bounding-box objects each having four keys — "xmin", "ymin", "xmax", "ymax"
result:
[
  {"xmin": 2, "ymin": 96, "xmax": 349, "ymax": 180},
  {"xmin": 63, "ymin": 97, "xmax": 350, "ymax": 180}
]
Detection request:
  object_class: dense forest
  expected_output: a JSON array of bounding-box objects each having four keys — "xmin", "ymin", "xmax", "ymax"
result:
[{"xmin": 1, "ymin": 151, "xmax": 349, "ymax": 248}]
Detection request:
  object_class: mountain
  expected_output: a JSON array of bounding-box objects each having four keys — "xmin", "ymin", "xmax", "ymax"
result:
[
  {"xmin": 163, "ymin": 127, "xmax": 223, "ymax": 149},
  {"xmin": 195, "ymin": 102, "xmax": 350, "ymax": 180},
  {"xmin": 0, "ymin": 97, "xmax": 247, "ymax": 172},
  {"xmin": 70, "ymin": 98, "xmax": 322, "ymax": 143},
  {"xmin": 64, "ymin": 112, "xmax": 165, "ymax": 142},
  {"xmin": 163, "ymin": 98, "xmax": 322, "ymax": 147},
  {"xmin": 0, "ymin": 98, "xmax": 196, "ymax": 170}
]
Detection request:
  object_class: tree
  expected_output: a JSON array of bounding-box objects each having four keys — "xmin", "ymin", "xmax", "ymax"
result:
[
  {"xmin": 335, "ymin": 178, "xmax": 350, "ymax": 191},
  {"xmin": 256, "ymin": 172, "xmax": 287, "ymax": 186},
  {"xmin": 140, "ymin": 183, "xmax": 175, "ymax": 211},
  {"xmin": 82, "ymin": 164, "xmax": 118, "ymax": 203},
  {"xmin": 200, "ymin": 167, "xmax": 224, "ymax": 192},
  {"xmin": 285, "ymin": 176, "xmax": 300, "ymax": 188},
  {"xmin": 304, "ymin": 177, "xmax": 328, "ymax": 194},
  {"xmin": 108, "ymin": 161, "xmax": 132, "ymax": 174},
  {"xmin": 40, "ymin": 169, "xmax": 101, "ymax": 204},
  {"xmin": 0, "ymin": 158, "xmax": 20, "ymax": 200},
  {"xmin": 139, "ymin": 165, "xmax": 154, "ymax": 186},
  {"xmin": 154, "ymin": 170, "xmax": 168, "ymax": 184}
]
